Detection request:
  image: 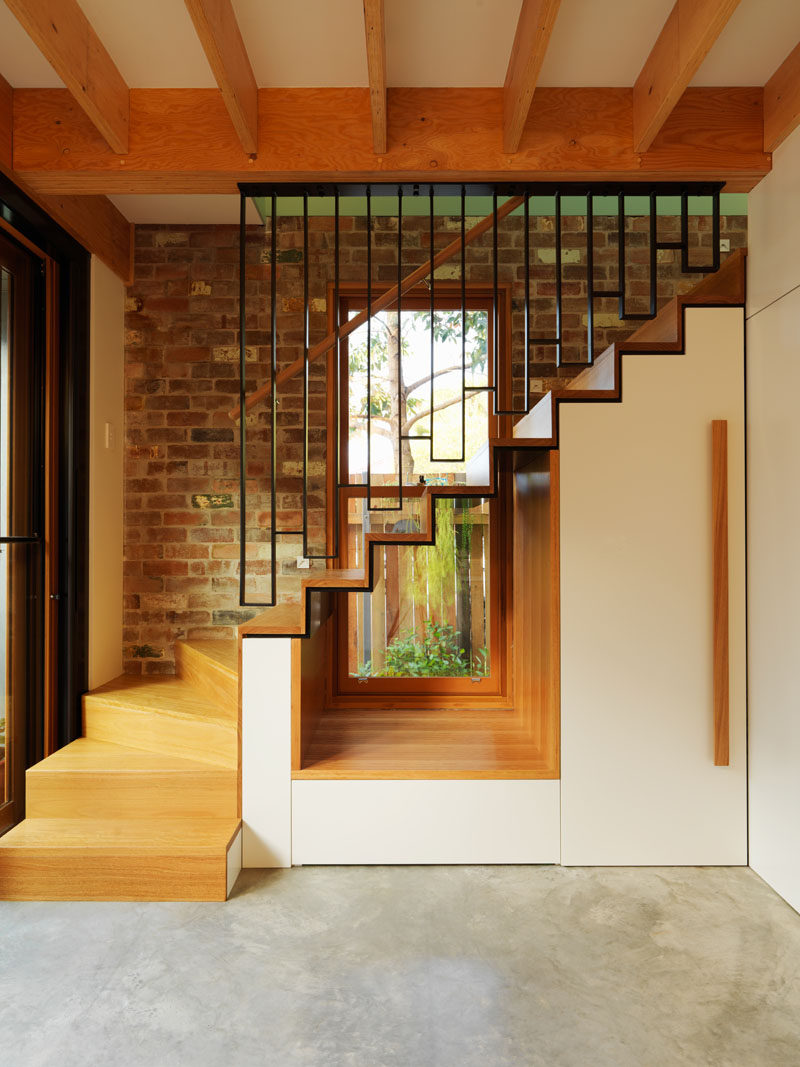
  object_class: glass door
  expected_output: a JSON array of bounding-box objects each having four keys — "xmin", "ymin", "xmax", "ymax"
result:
[{"xmin": 0, "ymin": 230, "xmax": 44, "ymax": 834}]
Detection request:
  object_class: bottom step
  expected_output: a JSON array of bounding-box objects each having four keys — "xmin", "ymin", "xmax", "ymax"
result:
[{"xmin": 0, "ymin": 818, "xmax": 241, "ymax": 901}]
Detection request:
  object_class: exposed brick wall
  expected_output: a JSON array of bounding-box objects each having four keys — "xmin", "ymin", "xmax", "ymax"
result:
[{"xmin": 124, "ymin": 213, "xmax": 746, "ymax": 674}]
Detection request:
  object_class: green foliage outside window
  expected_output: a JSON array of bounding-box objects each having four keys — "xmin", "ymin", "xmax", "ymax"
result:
[{"xmin": 358, "ymin": 619, "xmax": 489, "ymax": 679}]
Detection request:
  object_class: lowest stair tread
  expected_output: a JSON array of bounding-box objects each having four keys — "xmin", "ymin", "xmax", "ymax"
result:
[
  {"xmin": 0, "ymin": 817, "xmax": 241, "ymax": 853},
  {"xmin": 85, "ymin": 674, "xmax": 235, "ymax": 724},
  {"xmin": 29, "ymin": 738, "xmax": 237, "ymax": 775}
]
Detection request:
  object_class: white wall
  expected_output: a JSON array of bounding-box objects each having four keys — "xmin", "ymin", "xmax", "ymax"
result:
[
  {"xmin": 88, "ymin": 257, "xmax": 124, "ymax": 690},
  {"xmin": 747, "ymin": 124, "xmax": 800, "ymax": 914},
  {"xmin": 560, "ymin": 308, "xmax": 747, "ymax": 865},
  {"xmin": 241, "ymin": 636, "xmax": 292, "ymax": 867}
]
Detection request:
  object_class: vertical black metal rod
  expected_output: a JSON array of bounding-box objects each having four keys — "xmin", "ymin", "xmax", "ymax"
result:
[
  {"xmin": 270, "ymin": 192, "xmax": 278, "ymax": 604},
  {"xmin": 492, "ymin": 189, "xmax": 499, "ymax": 413},
  {"xmin": 649, "ymin": 192, "xmax": 657, "ymax": 318},
  {"xmin": 332, "ymin": 189, "xmax": 341, "ymax": 558},
  {"xmin": 712, "ymin": 188, "xmax": 721, "ymax": 273},
  {"xmin": 680, "ymin": 190, "xmax": 689, "ymax": 274},
  {"xmin": 618, "ymin": 192, "xmax": 626, "ymax": 321},
  {"xmin": 555, "ymin": 192, "xmax": 562, "ymax": 368},
  {"xmin": 586, "ymin": 193, "xmax": 594, "ymax": 364},
  {"xmin": 366, "ymin": 185, "xmax": 373, "ymax": 508},
  {"xmin": 238, "ymin": 191, "xmax": 247, "ymax": 605},
  {"xmin": 302, "ymin": 192, "xmax": 310, "ymax": 558},
  {"xmin": 460, "ymin": 184, "xmax": 467, "ymax": 459},
  {"xmin": 523, "ymin": 190, "xmax": 530, "ymax": 413},
  {"xmin": 396, "ymin": 186, "xmax": 404, "ymax": 502},
  {"xmin": 429, "ymin": 185, "xmax": 435, "ymax": 461}
]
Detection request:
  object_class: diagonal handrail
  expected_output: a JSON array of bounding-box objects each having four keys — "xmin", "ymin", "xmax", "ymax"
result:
[{"xmin": 228, "ymin": 194, "xmax": 524, "ymax": 421}]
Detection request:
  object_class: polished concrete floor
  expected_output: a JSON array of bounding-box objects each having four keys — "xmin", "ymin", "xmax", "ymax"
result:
[{"xmin": 2, "ymin": 865, "xmax": 800, "ymax": 1066}]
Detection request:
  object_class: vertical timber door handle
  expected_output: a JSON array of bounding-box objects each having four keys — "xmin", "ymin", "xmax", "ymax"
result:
[{"xmin": 712, "ymin": 420, "xmax": 729, "ymax": 766}]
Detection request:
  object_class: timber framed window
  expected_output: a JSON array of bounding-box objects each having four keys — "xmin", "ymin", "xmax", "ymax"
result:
[{"xmin": 329, "ymin": 284, "xmax": 512, "ymax": 706}]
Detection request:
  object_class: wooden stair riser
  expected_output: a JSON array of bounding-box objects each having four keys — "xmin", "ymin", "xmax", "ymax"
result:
[
  {"xmin": 25, "ymin": 767, "xmax": 238, "ymax": 820},
  {"xmin": 83, "ymin": 700, "xmax": 238, "ymax": 769},
  {"xmin": 0, "ymin": 851, "xmax": 228, "ymax": 902},
  {"xmin": 175, "ymin": 642, "xmax": 238, "ymax": 717}
]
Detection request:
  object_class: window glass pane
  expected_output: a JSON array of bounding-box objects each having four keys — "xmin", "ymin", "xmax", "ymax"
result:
[
  {"xmin": 347, "ymin": 497, "xmax": 491, "ymax": 678},
  {"xmin": 347, "ymin": 308, "xmax": 489, "ymax": 487}
]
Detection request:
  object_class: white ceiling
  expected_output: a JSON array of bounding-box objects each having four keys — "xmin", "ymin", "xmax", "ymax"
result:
[
  {"xmin": 1, "ymin": 0, "xmax": 799, "ymax": 222},
  {"xmin": 1, "ymin": 0, "xmax": 798, "ymax": 92},
  {"xmin": 108, "ymin": 195, "xmax": 262, "ymax": 225}
]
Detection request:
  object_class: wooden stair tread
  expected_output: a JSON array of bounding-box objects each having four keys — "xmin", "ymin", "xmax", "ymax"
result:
[
  {"xmin": 302, "ymin": 567, "xmax": 366, "ymax": 589},
  {"xmin": 84, "ymin": 674, "xmax": 235, "ymax": 725},
  {"xmin": 178, "ymin": 639, "xmax": 238, "ymax": 677},
  {"xmin": 490, "ymin": 436, "xmax": 553, "ymax": 449},
  {"xmin": 28, "ymin": 737, "xmax": 234, "ymax": 775},
  {"xmin": 0, "ymin": 817, "xmax": 241, "ymax": 854}
]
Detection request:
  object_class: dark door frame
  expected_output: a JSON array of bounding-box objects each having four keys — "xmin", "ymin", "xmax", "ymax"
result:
[{"xmin": 0, "ymin": 174, "xmax": 90, "ymax": 757}]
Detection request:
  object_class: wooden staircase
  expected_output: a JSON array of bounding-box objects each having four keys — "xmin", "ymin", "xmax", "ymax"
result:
[
  {"xmin": 0, "ymin": 640, "xmax": 240, "ymax": 901},
  {"xmin": 0, "ymin": 250, "xmax": 746, "ymax": 896}
]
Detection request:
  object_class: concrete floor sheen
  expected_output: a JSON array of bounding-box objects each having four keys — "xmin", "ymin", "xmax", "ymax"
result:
[{"xmin": 1, "ymin": 866, "xmax": 799, "ymax": 1066}]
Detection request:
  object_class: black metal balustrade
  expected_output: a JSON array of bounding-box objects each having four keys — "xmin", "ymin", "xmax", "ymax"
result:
[{"xmin": 236, "ymin": 182, "xmax": 724, "ymax": 607}]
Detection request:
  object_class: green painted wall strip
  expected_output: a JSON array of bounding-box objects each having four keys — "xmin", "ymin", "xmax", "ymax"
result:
[{"xmin": 252, "ymin": 192, "xmax": 747, "ymax": 222}]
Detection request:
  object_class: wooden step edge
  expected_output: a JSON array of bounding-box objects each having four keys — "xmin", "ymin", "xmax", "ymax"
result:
[
  {"xmin": 82, "ymin": 689, "xmax": 237, "ymax": 730},
  {"xmin": 26, "ymin": 737, "xmax": 239, "ymax": 775},
  {"xmin": 0, "ymin": 817, "xmax": 241, "ymax": 853},
  {"xmin": 490, "ymin": 436, "xmax": 554, "ymax": 449}
]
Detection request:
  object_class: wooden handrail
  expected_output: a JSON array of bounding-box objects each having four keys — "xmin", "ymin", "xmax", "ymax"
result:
[{"xmin": 228, "ymin": 195, "xmax": 525, "ymax": 421}]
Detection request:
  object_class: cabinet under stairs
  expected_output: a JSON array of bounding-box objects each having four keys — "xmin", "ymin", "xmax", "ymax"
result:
[{"xmin": 0, "ymin": 640, "xmax": 241, "ymax": 901}]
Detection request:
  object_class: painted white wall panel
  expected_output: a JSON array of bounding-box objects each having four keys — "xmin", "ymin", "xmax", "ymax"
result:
[
  {"xmin": 292, "ymin": 780, "xmax": 560, "ymax": 865},
  {"xmin": 241, "ymin": 637, "xmax": 292, "ymax": 868},
  {"xmin": 560, "ymin": 308, "xmax": 747, "ymax": 865},
  {"xmin": 747, "ymin": 125, "xmax": 800, "ymax": 318},
  {"xmin": 747, "ymin": 123, "xmax": 800, "ymax": 913},
  {"xmin": 88, "ymin": 258, "xmax": 124, "ymax": 690}
]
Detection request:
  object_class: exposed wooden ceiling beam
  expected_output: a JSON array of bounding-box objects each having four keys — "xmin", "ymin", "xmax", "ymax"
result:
[
  {"xmin": 11, "ymin": 86, "xmax": 769, "ymax": 194},
  {"xmin": 0, "ymin": 65, "xmax": 132, "ymax": 281},
  {"xmin": 4, "ymin": 0, "xmax": 129, "ymax": 154},
  {"xmin": 363, "ymin": 0, "xmax": 387, "ymax": 154},
  {"xmin": 35, "ymin": 191, "xmax": 133, "ymax": 283},
  {"xmin": 184, "ymin": 0, "xmax": 258, "ymax": 156},
  {"xmin": 764, "ymin": 41, "xmax": 800, "ymax": 153},
  {"xmin": 633, "ymin": 0, "xmax": 741, "ymax": 154},
  {"xmin": 503, "ymin": 0, "xmax": 561, "ymax": 155}
]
